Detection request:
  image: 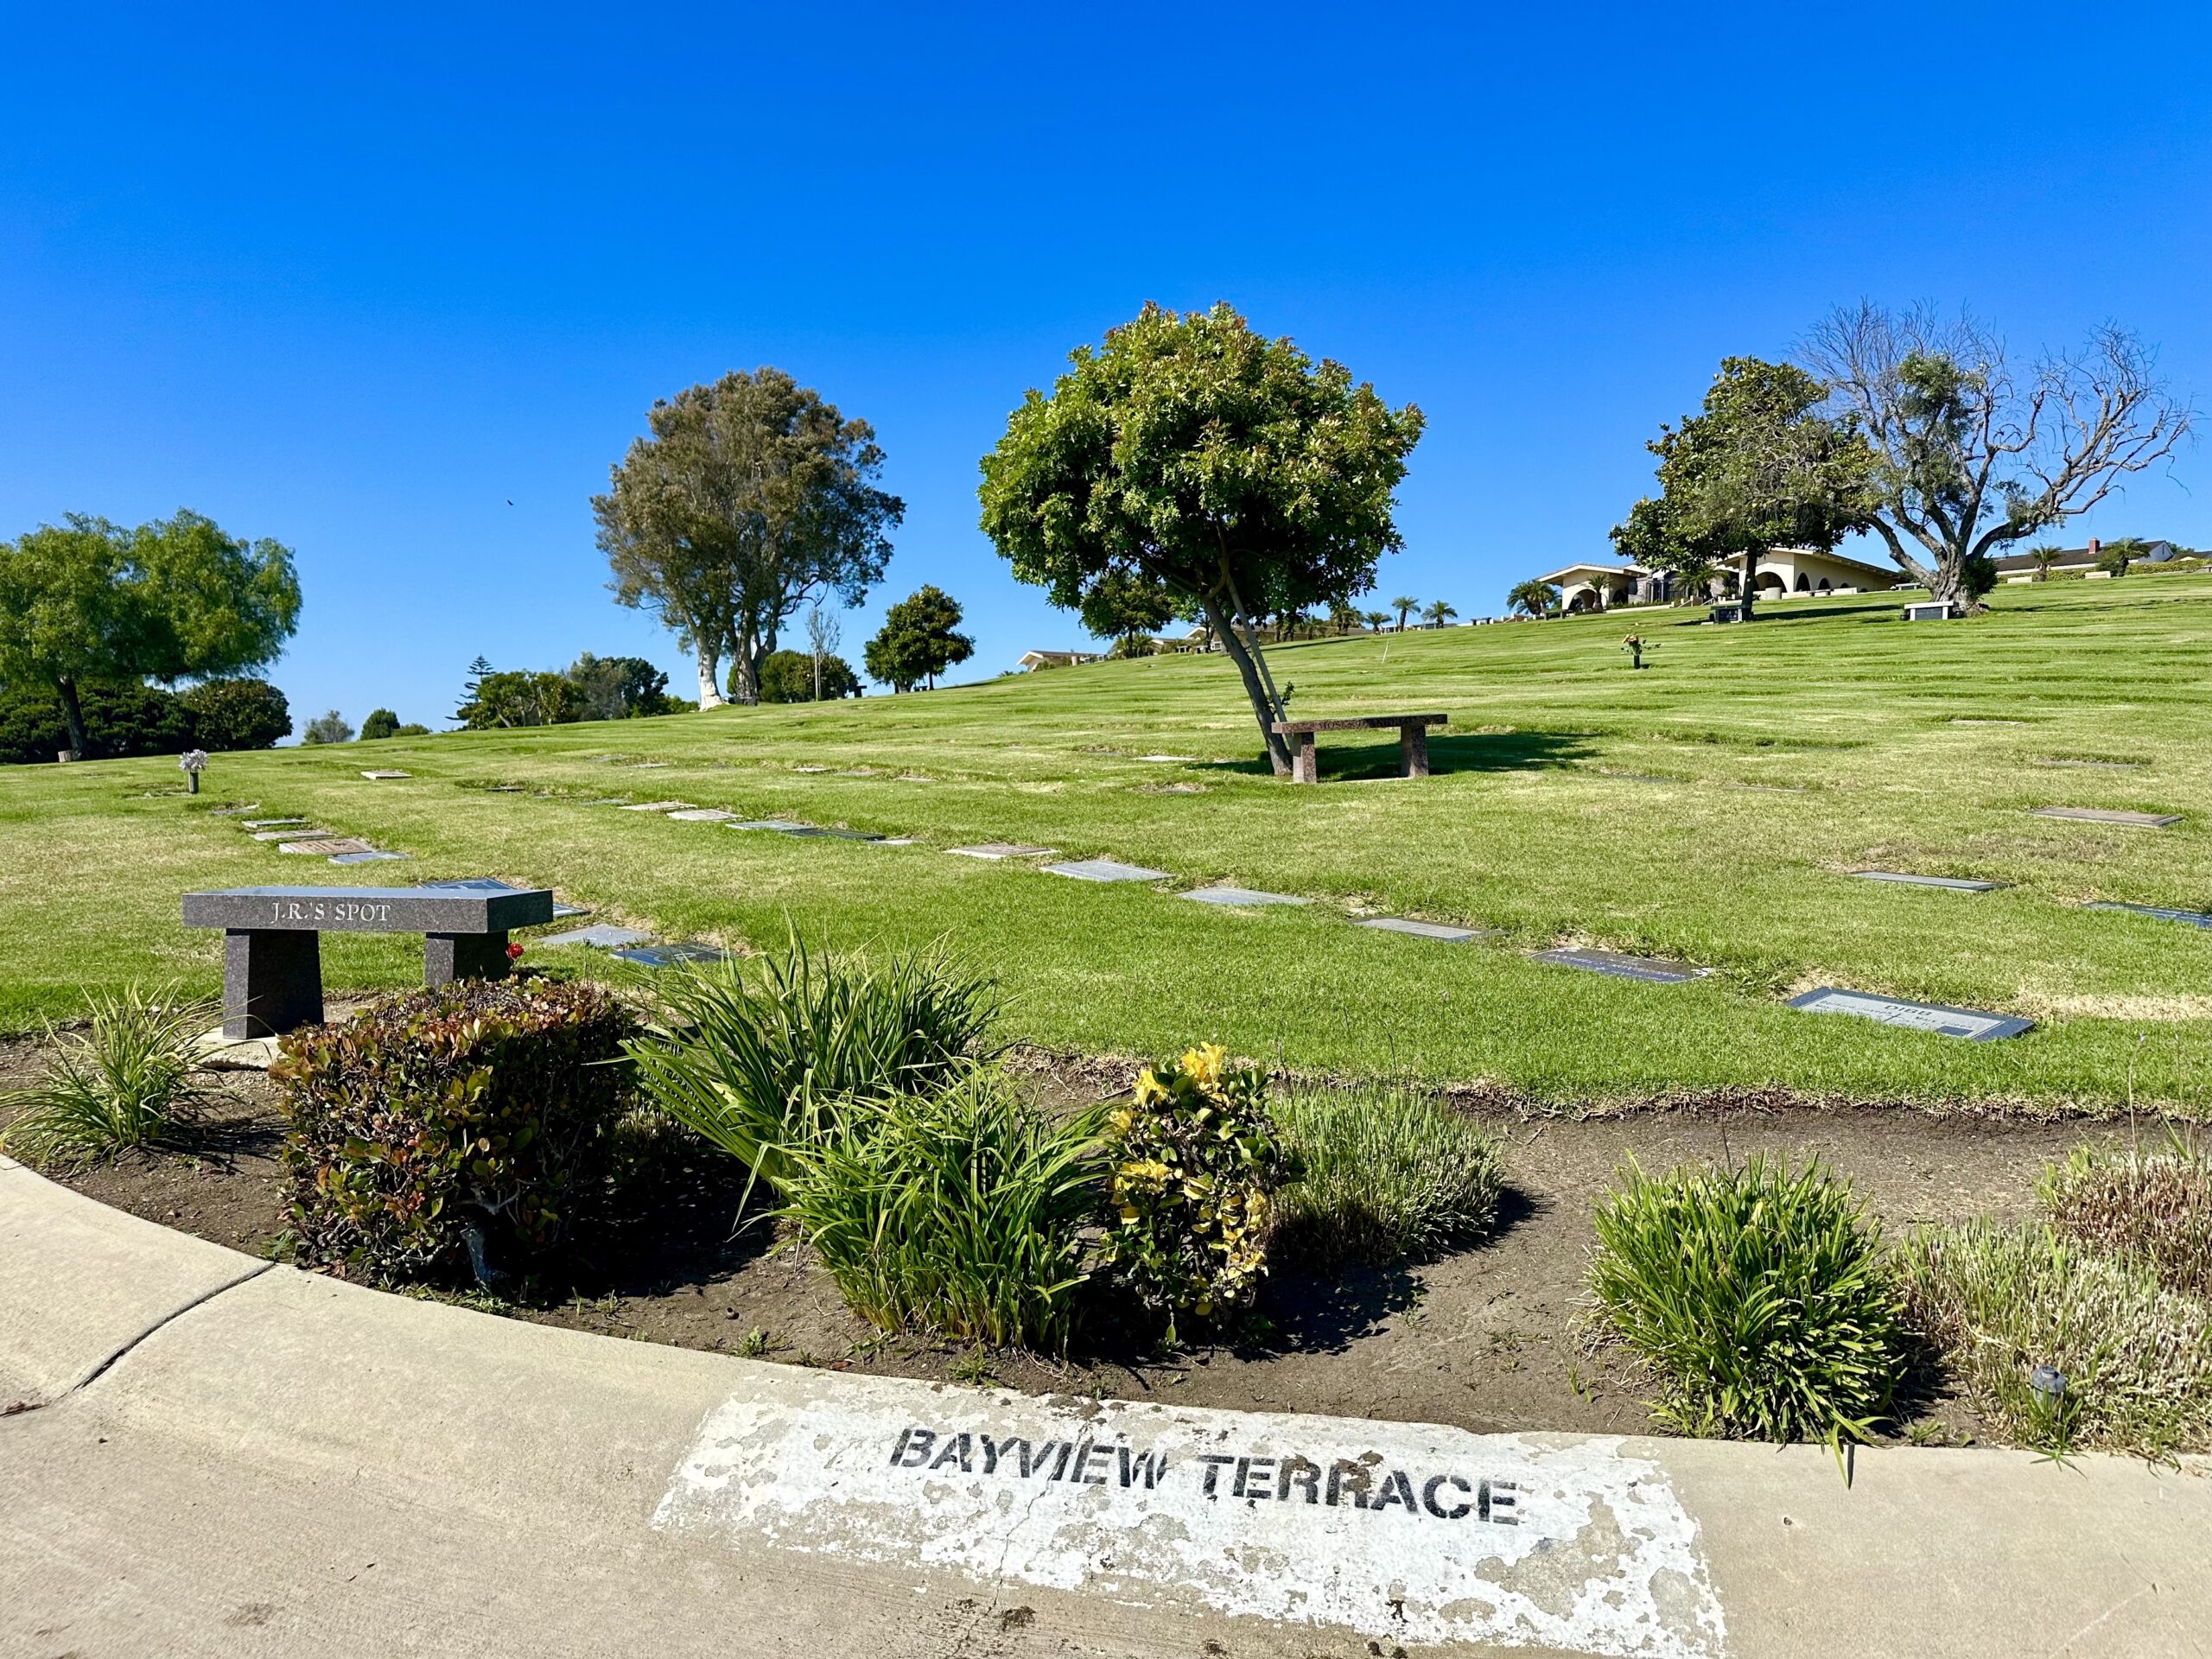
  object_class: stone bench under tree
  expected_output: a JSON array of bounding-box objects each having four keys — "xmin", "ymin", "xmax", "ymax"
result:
[
  {"xmin": 1269, "ymin": 714, "xmax": 1449, "ymax": 784},
  {"xmin": 183, "ymin": 884, "xmax": 555, "ymax": 1038}
]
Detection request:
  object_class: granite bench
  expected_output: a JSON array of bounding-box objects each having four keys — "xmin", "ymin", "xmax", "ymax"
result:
[
  {"xmin": 182, "ymin": 884, "xmax": 555, "ymax": 1037},
  {"xmin": 1269, "ymin": 714, "xmax": 1449, "ymax": 784}
]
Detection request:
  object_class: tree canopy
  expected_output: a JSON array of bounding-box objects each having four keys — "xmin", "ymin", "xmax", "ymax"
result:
[
  {"xmin": 1799, "ymin": 304, "xmax": 2190, "ymax": 608},
  {"xmin": 0, "ymin": 511, "xmax": 301, "ymax": 756},
  {"xmin": 759, "ymin": 647, "xmax": 861, "ymax": 702},
  {"xmin": 1611, "ymin": 357, "xmax": 1873, "ymax": 620},
  {"xmin": 594, "ymin": 368, "xmax": 902, "ymax": 706},
  {"xmin": 863, "ymin": 584, "xmax": 973, "ymax": 692},
  {"xmin": 977, "ymin": 302, "xmax": 1423, "ymax": 773}
]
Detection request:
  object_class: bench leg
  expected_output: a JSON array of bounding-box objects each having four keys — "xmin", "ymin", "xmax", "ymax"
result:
[
  {"xmin": 1400, "ymin": 724, "xmax": 1431, "ymax": 779},
  {"xmin": 1292, "ymin": 734, "xmax": 1319, "ymax": 784},
  {"xmin": 222, "ymin": 929, "xmax": 323, "ymax": 1039},
  {"xmin": 426, "ymin": 931, "xmax": 511, "ymax": 988}
]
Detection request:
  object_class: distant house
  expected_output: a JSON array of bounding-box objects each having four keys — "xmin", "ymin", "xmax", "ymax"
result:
[
  {"xmin": 1992, "ymin": 537, "xmax": 2177, "ymax": 578},
  {"xmin": 1016, "ymin": 649, "xmax": 1103, "ymax": 671},
  {"xmin": 1536, "ymin": 546, "xmax": 1903, "ymax": 613}
]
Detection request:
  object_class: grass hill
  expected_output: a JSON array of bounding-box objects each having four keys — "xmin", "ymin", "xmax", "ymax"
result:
[{"xmin": 4, "ymin": 575, "xmax": 2210, "ymax": 1109}]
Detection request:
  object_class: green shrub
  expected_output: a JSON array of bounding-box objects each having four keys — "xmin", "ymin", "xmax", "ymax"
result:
[
  {"xmin": 273, "ymin": 978, "xmax": 635, "ymax": 1287},
  {"xmin": 1587, "ymin": 1155, "xmax": 1907, "ymax": 1451},
  {"xmin": 782, "ymin": 1070, "xmax": 1105, "ymax": 1349},
  {"xmin": 0, "ymin": 985, "xmax": 216, "ymax": 1166},
  {"xmin": 1268, "ymin": 1084, "xmax": 1503, "ymax": 1268},
  {"xmin": 1098, "ymin": 1043, "xmax": 1293, "ymax": 1341},
  {"xmin": 1901, "ymin": 1221, "xmax": 2212, "ymax": 1458},
  {"xmin": 624, "ymin": 939, "xmax": 998, "ymax": 1188},
  {"xmin": 359, "ymin": 708, "xmax": 402, "ymax": 740},
  {"xmin": 180, "ymin": 677, "xmax": 290, "ymax": 750},
  {"xmin": 758, "ymin": 648, "xmax": 861, "ymax": 702},
  {"xmin": 2039, "ymin": 1135, "xmax": 2212, "ymax": 1301},
  {"xmin": 0, "ymin": 681, "xmax": 194, "ymax": 764}
]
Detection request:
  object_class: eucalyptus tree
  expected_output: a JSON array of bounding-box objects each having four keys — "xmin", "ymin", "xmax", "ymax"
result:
[
  {"xmin": 595, "ymin": 368, "xmax": 903, "ymax": 706},
  {"xmin": 978, "ymin": 302, "xmax": 1423, "ymax": 776},
  {"xmin": 1799, "ymin": 304, "xmax": 2189, "ymax": 610}
]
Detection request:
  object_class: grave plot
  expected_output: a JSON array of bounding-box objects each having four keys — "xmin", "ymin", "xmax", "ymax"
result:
[
  {"xmin": 2085, "ymin": 901, "xmax": 2212, "ymax": 929},
  {"xmin": 667, "ymin": 808, "xmax": 737, "ymax": 822},
  {"xmin": 1533, "ymin": 948, "xmax": 1702, "ymax": 983},
  {"xmin": 540, "ymin": 923, "xmax": 653, "ymax": 949},
  {"xmin": 620, "ymin": 800, "xmax": 696, "ymax": 812},
  {"xmin": 260, "ymin": 830, "xmax": 334, "ymax": 844},
  {"xmin": 287, "ymin": 837, "xmax": 376, "ymax": 856},
  {"xmin": 330, "ymin": 849, "xmax": 410, "ymax": 864},
  {"xmin": 613, "ymin": 942, "xmax": 732, "ymax": 967},
  {"xmin": 1356, "ymin": 917, "xmax": 1488, "ymax": 942},
  {"xmin": 1788, "ymin": 987, "xmax": 2034, "ymax": 1041},
  {"xmin": 1180, "ymin": 886, "xmax": 1307, "ymax": 906},
  {"xmin": 241, "ymin": 818, "xmax": 308, "ymax": 831},
  {"xmin": 2030, "ymin": 805, "xmax": 2182, "ymax": 828},
  {"xmin": 948, "ymin": 842, "xmax": 1056, "ymax": 860},
  {"xmin": 1044, "ymin": 858, "xmax": 1173, "ymax": 883},
  {"xmin": 359, "ymin": 769, "xmax": 410, "ymax": 780},
  {"xmin": 728, "ymin": 819, "xmax": 821, "ymax": 835},
  {"xmin": 1851, "ymin": 871, "xmax": 2004, "ymax": 893}
]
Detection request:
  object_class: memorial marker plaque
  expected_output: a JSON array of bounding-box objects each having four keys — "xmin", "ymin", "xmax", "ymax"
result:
[
  {"xmin": 613, "ymin": 942, "xmax": 731, "ymax": 967},
  {"xmin": 1533, "ymin": 948, "xmax": 1700, "ymax": 983},
  {"xmin": 540, "ymin": 923, "xmax": 653, "ymax": 949},
  {"xmin": 728, "ymin": 818, "xmax": 817, "ymax": 835},
  {"xmin": 1852, "ymin": 870, "xmax": 2002, "ymax": 893},
  {"xmin": 255, "ymin": 828, "xmax": 331, "ymax": 842},
  {"xmin": 666, "ymin": 808, "xmax": 737, "ymax": 821},
  {"xmin": 330, "ymin": 849, "xmax": 410, "ymax": 864},
  {"xmin": 240, "ymin": 818, "xmax": 307, "ymax": 830},
  {"xmin": 2085, "ymin": 901, "xmax": 2212, "ymax": 929},
  {"xmin": 2031, "ymin": 805, "xmax": 2181, "ymax": 828},
  {"xmin": 360, "ymin": 769, "xmax": 410, "ymax": 780},
  {"xmin": 1357, "ymin": 917, "xmax": 1485, "ymax": 943},
  {"xmin": 1788, "ymin": 986, "xmax": 2033, "ymax": 1041},
  {"xmin": 947, "ymin": 842, "xmax": 1056, "ymax": 860},
  {"xmin": 620, "ymin": 799, "xmax": 695, "ymax": 812},
  {"xmin": 1180, "ymin": 886, "xmax": 1307, "ymax": 906},
  {"xmin": 1045, "ymin": 858, "xmax": 1173, "ymax": 883},
  {"xmin": 287, "ymin": 837, "xmax": 375, "ymax": 855}
]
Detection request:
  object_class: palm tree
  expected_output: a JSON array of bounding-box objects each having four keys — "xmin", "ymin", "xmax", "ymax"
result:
[
  {"xmin": 1327, "ymin": 599, "xmax": 1360, "ymax": 634},
  {"xmin": 1507, "ymin": 580, "xmax": 1555, "ymax": 618},
  {"xmin": 2027, "ymin": 544, "xmax": 2063, "ymax": 582},
  {"xmin": 1362, "ymin": 609, "xmax": 1391, "ymax": 632},
  {"xmin": 1676, "ymin": 561, "xmax": 1723, "ymax": 604},
  {"xmin": 1390, "ymin": 595, "xmax": 1419, "ymax": 632},
  {"xmin": 1422, "ymin": 600, "xmax": 1458, "ymax": 629}
]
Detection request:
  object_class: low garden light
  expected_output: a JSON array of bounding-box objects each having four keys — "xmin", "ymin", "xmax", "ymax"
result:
[{"xmin": 179, "ymin": 748, "xmax": 209, "ymax": 794}]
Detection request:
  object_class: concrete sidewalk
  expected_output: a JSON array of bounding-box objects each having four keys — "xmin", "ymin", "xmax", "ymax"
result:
[{"xmin": 3, "ymin": 1163, "xmax": 2207, "ymax": 1657}]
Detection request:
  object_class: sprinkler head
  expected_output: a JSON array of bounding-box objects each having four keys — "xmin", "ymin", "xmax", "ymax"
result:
[{"xmin": 2028, "ymin": 1363, "xmax": 2066, "ymax": 1402}]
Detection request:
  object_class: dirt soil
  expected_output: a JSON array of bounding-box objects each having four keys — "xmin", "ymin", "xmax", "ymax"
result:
[{"xmin": 0, "ymin": 1036, "xmax": 2127, "ymax": 1446}]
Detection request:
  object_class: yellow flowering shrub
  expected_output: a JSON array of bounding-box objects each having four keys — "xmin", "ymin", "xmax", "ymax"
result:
[{"xmin": 1097, "ymin": 1043, "xmax": 1293, "ymax": 1340}]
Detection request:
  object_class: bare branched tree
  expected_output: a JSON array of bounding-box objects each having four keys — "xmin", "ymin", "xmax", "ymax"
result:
[
  {"xmin": 1800, "ymin": 303, "xmax": 2191, "ymax": 608},
  {"xmin": 804, "ymin": 603, "xmax": 840, "ymax": 702}
]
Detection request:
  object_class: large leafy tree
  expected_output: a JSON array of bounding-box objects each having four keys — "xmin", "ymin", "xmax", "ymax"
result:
[
  {"xmin": 978, "ymin": 302, "xmax": 1424, "ymax": 775},
  {"xmin": 1799, "ymin": 304, "xmax": 2190, "ymax": 609},
  {"xmin": 863, "ymin": 584, "xmax": 973, "ymax": 692},
  {"xmin": 594, "ymin": 368, "xmax": 903, "ymax": 708},
  {"xmin": 0, "ymin": 512, "xmax": 301, "ymax": 757},
  {"xmin": 1611, "ymin": 358, "xmax": 1875, "ymax": 621},
  {"xmin": 1078, "ymin": 568, "xmax": 1175, "ymax": 655}
]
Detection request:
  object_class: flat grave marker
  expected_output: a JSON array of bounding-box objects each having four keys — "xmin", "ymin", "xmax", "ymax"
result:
[
  {"xmin": 728, "ymin": 819, "xmax": 817, "ymax": 835},
  {"xmin": 540, "ymin": 923, "xmax": 654, "ymax": 949},
  {"xmin": 1180, "ymin": 886, "xmax": 1308, "ymax": 907},
  {"xmin": 1788, "ymin": 986, "xmax": 2033, "ymax": 1041},
  {"xmin": 794, "ymin": 765, "xmax": 830, "ymax": 773},
  {"xmin": 621, "ymin": 799, "xmax": 696, "ymax": 812},
  {"xmin": 1851, "ymin": 870, "xmax": 2003, "ymax": 893},
  {"xmin": 240, "ymin": 818, "xmax": 307, "ymax": 830},
  {"xmin": 948, "ymin": 842, "xmax": 1056, "ymax": 860},
  {"xmin": 613, "ymin": 942, "xmax": 731, "ymax": 967},
  {"xmin": 255, "ymin": 828, "xmax": 332, "ymax": 842},
  {"xmin": 287, "ymin": 837, "xmax": 375, "ymax": 856},
  {"xmin": 666, "ymin": 808, "xmax": 737, "ymax": 822},
  {"xmin": 330, "ymin": 849, "xmax": 411, "ymax": 864},
  {"xmin": 1533, "ymin": 948, "xmax": 1701, "ymax": 983},
  {"xmin": 360, "ymin": 769, "xmax": 410, "ymax": 780},
  {"xmin": 209, "ymin": 804, "xmax": 261, "ymax": 817},
  {"xmin": 1357, "ymin": 917, "xmax": 1487, "ymax": 943},
  {"xmin": 1045, "ymin": 858, "xmax": 1173, "ymax": 883},
  {"xmin": 870, "ymin": 836, "xmax": 919, "ymax": 847},
  {"xmin": 2085, "ymin": 901, "xmax": 2212, "ymax": 929},
  {"xmin": 2031, "ymin": 805, "xmax": 2181, "ymax": 828}
]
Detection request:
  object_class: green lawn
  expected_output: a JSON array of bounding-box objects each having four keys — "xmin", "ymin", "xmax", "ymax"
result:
[{"xmin": 5, "ymin": 575, "xmax": 2210, "ymax": 1109}]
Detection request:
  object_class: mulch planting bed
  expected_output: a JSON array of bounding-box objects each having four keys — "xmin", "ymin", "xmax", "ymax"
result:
[{"xmin": 0, "ymin": 1035, "xmax": 2120, "ymax": 1446}]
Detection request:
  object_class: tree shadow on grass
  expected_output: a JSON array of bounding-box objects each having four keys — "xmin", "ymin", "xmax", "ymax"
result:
[{"xmin": 1210, "ymin": 728, "xmax": 1596, "ymax": 781}]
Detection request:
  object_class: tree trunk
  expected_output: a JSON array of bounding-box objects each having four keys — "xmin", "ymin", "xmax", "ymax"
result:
[
  {"xmin": 55, "ymin": 677, "xmax": 91, "ymax": 759},
  {"xmin": 695, "ymin": 645, "xmax": 727, "ymax": 709},
  {"xmin": 1199, "ymin": 591, "xmax": 1292, "ymax": 777},
  {"xmin": 1738, "ymin": 551, "xmax": 1758, "ymax": 621}
]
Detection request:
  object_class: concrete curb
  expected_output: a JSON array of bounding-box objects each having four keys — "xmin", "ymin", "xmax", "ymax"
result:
[{"xmin": 2, "ymin": 1169, "xmax": 2208, "ymax": 1657}]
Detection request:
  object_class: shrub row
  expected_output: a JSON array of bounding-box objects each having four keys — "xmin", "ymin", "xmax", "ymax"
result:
[{"xmin": 0, "ymin": 676, "xmax": 289, "ymax": 763}]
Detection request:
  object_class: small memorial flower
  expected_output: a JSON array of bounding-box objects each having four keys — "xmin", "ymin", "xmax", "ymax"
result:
[
  {"xmin": 179, "ymin": 748, "xmax": 209, "ymax": 792},
  {"xmin": 505, "ymin": 941, "xmax": 525, "ymax": 961},
  {"xmin": 1621, "ymin": 633, "xmax": 1651, "ymax": 670}
]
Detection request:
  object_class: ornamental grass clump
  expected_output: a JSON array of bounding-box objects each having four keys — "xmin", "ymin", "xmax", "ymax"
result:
[
  {"xmin": 0, "ymin": 984, "xmax": 217, "ymax": 1167},
  {"xmin": 1268, "ymin": 1084, "xmax": 1503, "ymax": 1268},
  {"xmin": 274, "ymin": 977, "xmax": 634, "ymax": 1289},
  {"xmin": 1899, "ymin": 1221, "xmax": 2212, "ymax": 1458},
  {"xmin": 1097, "ymin": 1044, "xmax": 1294, "ymax": 1341},
  {"xmin": 2038, "ymin": 1133, "xmax": 2212, "ymax": 1302},
  {"xmin": 624, "ymin": 938, "xmax": 998, "ymax": 1187},
  {"xmin": 1587, "ymin": 1155, "xmax": 1907, "ymax": 1452},
  {"xmin": 780, "ymin": 1069, "xmax": 1106, "ymax": 1351}
]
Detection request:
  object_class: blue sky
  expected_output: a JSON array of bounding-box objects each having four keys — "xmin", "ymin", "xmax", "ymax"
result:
[{"xmin": 3, "ymin": 3, "xmax": 2209, "ymax": 729}]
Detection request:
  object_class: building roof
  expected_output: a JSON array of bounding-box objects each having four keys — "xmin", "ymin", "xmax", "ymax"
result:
[
  {"xmin": 1991, "ymin": 539, "xmax": 2174, "ymax": 574},
  {"xmin": 1537, "ymin": 562, "xmax": 1643, "ymax": 584}
]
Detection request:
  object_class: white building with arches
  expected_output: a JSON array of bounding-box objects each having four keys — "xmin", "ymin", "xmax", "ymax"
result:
[{"xmin": 1537, "ymin": 546, "xmax": 1902, "ymax": 612}]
